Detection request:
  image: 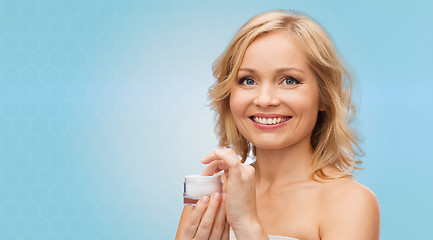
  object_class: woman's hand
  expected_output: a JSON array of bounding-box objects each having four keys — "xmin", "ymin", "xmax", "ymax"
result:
[
  {"xmin": 201, "ymin": 148, "xmax": 262, "ymax": 236},
  {"xmin": 179, "ymin": 193, "xmax": 229, "ymax": 240}
]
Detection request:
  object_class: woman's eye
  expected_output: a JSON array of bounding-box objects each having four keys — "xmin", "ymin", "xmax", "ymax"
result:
[
  {"xmin": 283, "ymin": 77, "xmax": 299, "ymax": 86},
  {"xmin": 239, "ymin": 77, "xmax": 256, "ymax": 86}
]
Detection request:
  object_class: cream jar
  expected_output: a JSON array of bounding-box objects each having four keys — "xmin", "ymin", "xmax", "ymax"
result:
[{"xmin": 183, "ymin": 174, "xmax": 223, "ymax": 205}]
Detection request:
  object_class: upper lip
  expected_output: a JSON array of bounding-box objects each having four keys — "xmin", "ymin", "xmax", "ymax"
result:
[{"xmin": 250, "ymin": 113, "xmax": 291, "ymax": 118}]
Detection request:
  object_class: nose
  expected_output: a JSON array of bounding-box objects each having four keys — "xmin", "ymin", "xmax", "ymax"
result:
[{"xmin": 253, "ymin": 84, "xmax": 280, "ymax": 107}]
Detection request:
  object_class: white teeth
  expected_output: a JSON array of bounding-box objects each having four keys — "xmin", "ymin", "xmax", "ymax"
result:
[{"xmin": 253, "ymin": 116, "xmax": 290, "ymax": 125}]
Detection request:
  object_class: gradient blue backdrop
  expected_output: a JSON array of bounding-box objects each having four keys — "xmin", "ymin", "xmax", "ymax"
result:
[{"xmin": 0, "ymin": 0, "xmax": 432, "ymax": 239}]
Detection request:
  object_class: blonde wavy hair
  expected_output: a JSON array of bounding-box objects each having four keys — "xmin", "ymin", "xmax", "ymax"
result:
[{"xmin": 208, "ymin": 10, "xmax": 362, "ymax": 180}]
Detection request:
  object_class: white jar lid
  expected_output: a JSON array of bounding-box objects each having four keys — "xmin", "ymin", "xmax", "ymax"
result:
[{"xmin": 184, "ymin": 174, "xmax": 221, "ymax": 182}]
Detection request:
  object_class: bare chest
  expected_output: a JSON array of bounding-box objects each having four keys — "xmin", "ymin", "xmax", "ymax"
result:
[{"xmin": 256, "ymin": 186, "xmax": 322, "ymax": 240}]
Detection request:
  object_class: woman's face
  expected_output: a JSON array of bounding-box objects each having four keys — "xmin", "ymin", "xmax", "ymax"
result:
[{"xmin": 229, "ymin": 30, "xmax": 323, "ymax": 150}]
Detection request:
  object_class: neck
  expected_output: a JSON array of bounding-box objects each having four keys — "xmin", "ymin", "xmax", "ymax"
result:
[{"xmin": 254, "ymin": 138, "xmax": 314, "ymax": 188}]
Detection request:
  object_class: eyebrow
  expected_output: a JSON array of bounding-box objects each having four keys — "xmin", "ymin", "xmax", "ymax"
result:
[{"xmin": 238, "ymin": 67, "xmax": 305, "ymax": 74}]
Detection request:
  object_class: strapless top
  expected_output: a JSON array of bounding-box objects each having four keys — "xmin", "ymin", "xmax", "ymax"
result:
[{"xmin": 230, "ymin": 231, "xmax": 299, "ymax": 240}]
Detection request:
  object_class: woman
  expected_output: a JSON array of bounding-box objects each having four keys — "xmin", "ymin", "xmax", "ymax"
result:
[{"xmin": 176, "ymin": 10, "xmax": 380, "ymax": 240}]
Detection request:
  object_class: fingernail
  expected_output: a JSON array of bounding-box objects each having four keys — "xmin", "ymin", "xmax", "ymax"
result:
[
  {"xmin": 212, "ymin": 192, "xmax": 220, "ymax": 201},
  {"xmin": 201, "ymin": 196, "xmax": 209, "ymax": 204}
]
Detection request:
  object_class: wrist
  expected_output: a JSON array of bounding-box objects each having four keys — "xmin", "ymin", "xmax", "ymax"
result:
[{"xmin": 232, "ymin": 218, "xmax": 269, "ymax": 240}]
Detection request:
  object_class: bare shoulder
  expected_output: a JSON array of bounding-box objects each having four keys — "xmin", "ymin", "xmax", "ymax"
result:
[
  {"xmin": 321, "ymin": 177, "xmax": 378, "ymax": 205},
  {"xmin": 319, "ymin": 177, "xmax": 380, "ymax": 240}
]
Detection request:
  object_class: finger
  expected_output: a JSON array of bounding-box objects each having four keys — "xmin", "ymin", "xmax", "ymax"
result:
[
  {"xmin": 220, "ymin": 193, "xmax": 230, "ymax": 240},
  {"xmin": 201, "ymin": 148, "xmax": 238, "ymax": 165},
  {"xmin": 194, "ymin": 192, "xmax": 222, "ymax": 240},
  {"xmin": 201, "ymin": 160, "xmax": 225, "ymax": 176},
  {"xmin": 221, "ymin": 219, "xmax": 230, "ymax": 240},
  {"xmin": 201, "ymin": 150, "xmax": 219, "ymax": 164},
  {"xmin": 201, "ymin": 149, "xmax": 242, "ymax": 177},
  {"xmin": 201, "ymin": 160, "xmax": 236, "ymax": 179},
  {"xmin": 179, "ymin": 196, "xmax": 210, "ymax": 239},
  {"xmin": 209, "ymin": 193, "xmax": 226, "ymax": 239}
]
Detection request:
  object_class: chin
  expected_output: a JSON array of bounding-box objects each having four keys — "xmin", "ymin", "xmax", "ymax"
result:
[
  {"xmin": 251, "ymin": 140, "xmax": 290, "ymax": 151},
  {"xmin": 249, "ymin": 134, "xmax": 311, "ymax": 152}
]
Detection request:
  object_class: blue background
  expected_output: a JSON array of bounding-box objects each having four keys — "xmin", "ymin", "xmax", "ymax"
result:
[{"xmin": 0, "ymin": 0, "xmax": 432, "ymax": 239}]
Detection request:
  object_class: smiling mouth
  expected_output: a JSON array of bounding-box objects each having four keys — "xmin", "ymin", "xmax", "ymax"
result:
[{"xmin": 249, "ymin": 116, "xmax": 292, "ymax": 125}]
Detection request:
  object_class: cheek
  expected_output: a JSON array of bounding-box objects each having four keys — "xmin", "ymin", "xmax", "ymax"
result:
[
  {"xmin": 229, "ymin": 88, "xmax": 246, "ymax": 117},
  {"xmin": 288, "ymin": 91, "xmax": 321, "ymax": 131},
  {"xmin": 289, "ymin": 90, "xmax": 320, "ymax": 112}
]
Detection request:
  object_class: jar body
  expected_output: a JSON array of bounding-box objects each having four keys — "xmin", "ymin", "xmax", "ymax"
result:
[{"xmin": 183, "ymin": 175, "xmax": 222, "ymax": 205}]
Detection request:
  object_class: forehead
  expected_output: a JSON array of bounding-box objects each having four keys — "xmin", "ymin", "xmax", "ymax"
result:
[{"xmin": 240, "ymin": 30, "xmax": 311, "ymax": 72}]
